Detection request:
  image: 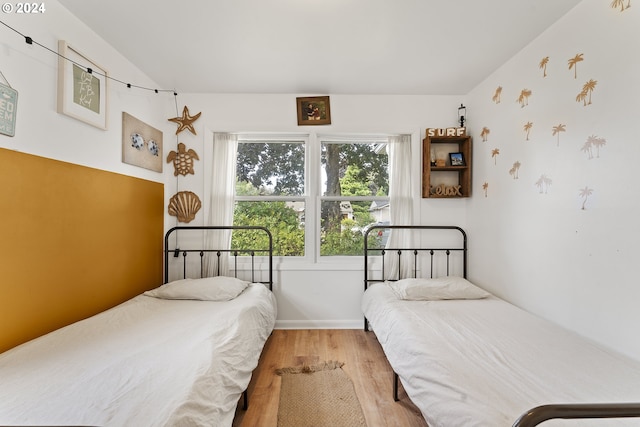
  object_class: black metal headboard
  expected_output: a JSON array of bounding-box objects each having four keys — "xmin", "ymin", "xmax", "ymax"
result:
[
  {"xmin": 164, "ymin": 225, "xmax": 273, "ymax": 291},
  {"xmin": 363, "ymin": 225, "xmax": 467, "ymax": 331},
  {"xmin": 363, "ymin": 225, "xmax": 467, "ymax": 291}
]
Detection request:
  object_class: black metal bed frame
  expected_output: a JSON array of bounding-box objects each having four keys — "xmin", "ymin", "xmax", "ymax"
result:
[
  {"xmin": 163, "ymin": 225, "xmax": 274, "ymax": 410},
  {"xmin": 362, "ymin": 224, "xmax": 640, "ymax": 427},
  {"xmin": 363, "ymin": 224, "xmax": 467, "ymax": 403},
  {"xmin": 364, "ymin": 224, "xmax": 467, "ymax": 331},
  {"xmin": 164, "ymin": 225, "xmax": 273, "ymax": 291}
]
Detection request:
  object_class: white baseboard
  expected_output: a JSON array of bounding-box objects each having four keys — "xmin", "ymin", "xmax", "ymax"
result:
[{"xmin": 275, "ymin": 319, "xmax": 364, "ymax": 330}]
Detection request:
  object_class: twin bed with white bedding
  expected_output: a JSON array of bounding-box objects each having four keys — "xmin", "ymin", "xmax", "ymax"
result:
[
  {"xmin": 362, "ymin": 225, "xmax": 640, "ymax": 427},
  {"xmin": 0, "ymin": 225, "xmax": 277, "ymax": 427}
]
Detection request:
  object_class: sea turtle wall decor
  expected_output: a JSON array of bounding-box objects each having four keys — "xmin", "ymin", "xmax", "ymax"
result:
[{"xmin": 167, "ymin": 143, "xmax": 199, "ymax": 176}]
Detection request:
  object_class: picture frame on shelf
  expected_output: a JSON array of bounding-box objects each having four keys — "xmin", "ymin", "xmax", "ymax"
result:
[
  {"xmin": 449, "ymin": 152, "xmax": 465, "ymax": 166},
  {"xmin": 57, "ymin": 40, "xmax": 108, "ymax": 130},
  {"xmin": 296, "ymin": 96, "xmax": 331, "ymax": 125}
]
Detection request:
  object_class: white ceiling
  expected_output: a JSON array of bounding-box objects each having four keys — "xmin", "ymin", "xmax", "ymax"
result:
[{"xmin": 57, "ymin": 0, "xmax": 582, "ymax": 95}]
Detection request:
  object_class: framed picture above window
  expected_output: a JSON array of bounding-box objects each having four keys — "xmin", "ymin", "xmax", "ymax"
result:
[
  {"xmin": 296, "ymin": 96, "xmax": 331, "ymax": 126},
  {"xmin": 57, "ymin": 40, "xmax": 108, "ymax": 130}
]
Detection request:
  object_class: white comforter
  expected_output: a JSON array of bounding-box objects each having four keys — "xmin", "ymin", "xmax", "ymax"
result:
[
  {"xmin": 0, "ymin": 283, "xmax": 276, "ymax": 427},
  {"xmin": 362, "ymin": 283, "xmax": 640, "ymax": 427}
]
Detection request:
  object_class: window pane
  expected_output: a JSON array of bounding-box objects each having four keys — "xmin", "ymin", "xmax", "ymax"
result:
[
  {"xmin": 320, "ymin": 141, "xmax": 389, "ymax": 256},
  {"xmin": 320, "ymin": 200, "xmax": 389, "ymax": 256},
  {"xmin": 236, "ymin": 141, "xmax": 305, "ymax": 196},
  {"xmin": 232, "ymin": 201, "xmax": 305, "ymax": 256},
  {"xmin": 321, "ymin": 142, "xmax": 388, "ymax": 197}
]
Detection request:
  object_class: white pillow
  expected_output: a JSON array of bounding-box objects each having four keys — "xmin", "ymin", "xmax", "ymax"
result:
[
  {"xmin": 388, "ymin": 276, "xmax": 489, "ymax": 301},
  {"xmin": 144, "ymin": 276, "xmax": 250, "ymax": 301}
]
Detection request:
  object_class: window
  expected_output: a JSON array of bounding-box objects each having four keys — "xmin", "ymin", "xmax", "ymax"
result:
[
  {"xmin": 233, "ymin": 137, "xmax": 306, "ymax": 257},
  {"xmin": 320, "ymin": 137, "xmax": 389, "ymax": 256},
  {"xmin": 232, "ymin": 134, "xmax": 391, "ymax": 259}
]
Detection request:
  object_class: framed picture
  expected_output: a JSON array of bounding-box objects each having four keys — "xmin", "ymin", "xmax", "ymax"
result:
[
  {"xmin": 449, "ymin": 152, "xmax": 465, "ymax": 166},
  {"xmin": 296, "ymin": 96, "xmax": 331, "ymax": 125},
  {"xmin": 122, "ymin": 112, "xmax": 163, "ymax": 172},
  {"xmin": 57, "ymin": 40, "xmax": 108, "ymax": 130}
]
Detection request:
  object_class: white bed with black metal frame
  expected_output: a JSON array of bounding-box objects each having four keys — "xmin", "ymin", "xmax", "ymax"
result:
[
  {"xmin": 362, "ymin": 224, "xmax": 640, "ymax": 427},
  {"xmin": 0, "ymin": 225, "xmax": 276, "ymax": 427}
]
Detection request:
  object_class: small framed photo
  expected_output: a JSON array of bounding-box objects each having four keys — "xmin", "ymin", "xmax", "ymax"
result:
[
  {"xmin": 449, "ymin": 152, "xmax": 465, "ymax": 166},
  {"xmin": 57, "ymin": 40, "xmax": 108, "ymax": 130},
  {"xmin": 296, "ymin": 96, "xmax": 331, "ymax": 125}
]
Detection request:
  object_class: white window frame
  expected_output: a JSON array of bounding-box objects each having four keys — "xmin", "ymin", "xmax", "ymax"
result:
[
  {"xmin": 233, "ymin": 132, "xmax": 394, "ymax": 268},
  {"xmin": 316, "ymin": 134, "xmax": 390, "ymax": 264},
  {"xmin": 235, "ymin": 133, "xmax": 312, "ymax": 265}
]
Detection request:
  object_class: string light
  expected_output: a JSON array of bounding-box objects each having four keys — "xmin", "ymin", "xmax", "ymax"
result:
[
  {"xmin": 1, "ymin": 20, "xmax": 190, "ymax": 239},
  {"xmin": 1, "ymin": 19, "xmax": 185, "ymax": 168},
  {"xmin": 0, "ymin": 20, "xmax": 179, "ymax": 97}
]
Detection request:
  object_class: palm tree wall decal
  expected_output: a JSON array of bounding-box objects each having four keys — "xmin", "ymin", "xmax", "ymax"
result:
[
  {"xmin": 576, "ymin": 89, "xmax": 588, "ymax": 106},
  {"xmin": 611, "ymin": 0, "xmax": 631, "ymax": 11},
  {"xmin": 509, "ymin": 161, "xmax": 521, "ymax": 179},
  {"xmin": 539, "ymin": 56, "xmax": 550, "ymax": 77},
  {"xmin": 580, "ymin": 79, "xmax": 598, "ymax": 105},
  {"xmin": 481, "ymin": 127, "xmax": 490, "ymax": 142},
  {"xmin": 552, "ymin": 124, "xmax": 566, "ymax": 146},
  {"xmin": 581, "ymin": 135, "xmax": 607, "ymax": 159},
  {"xmin": 523, "ymin": 121, "xmax": 533, "ymax": 140},
  {"xmin": 492, "ymin": 86, "xmax": 502, "ymax": 103},
  {"xmin": 535, "ymin": 174, "xmax": 553, "ymax": 194},
  {"xmin": 579, "ymin": 186, "xmax": 594, "ymax": 210},
  {"xmin": 568, "ymin": 53, "xmax": 584, "ymax": 79},
  {"xmin": 581, "ymin": 138, "xmax": 594, "ymax": 159},
  {"xmin": 592, "ymin": 135, "xmax": 607, "ymax": 157},
  {"xmin": 491, "ymin": 148, "xmax": 500, "ymax": 164},
  {"xmin": 482, "ymin": 182, "xmax": 489, "ymax": 197},
  {"xmin": 517, "ymin": 89, "xmax": 532, "ymax": 107}
]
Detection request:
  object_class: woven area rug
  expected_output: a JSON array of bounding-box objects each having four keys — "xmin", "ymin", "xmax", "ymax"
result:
[{"xmin": 275, "ymin": 360, "xmax": 367, "ymax": 427}]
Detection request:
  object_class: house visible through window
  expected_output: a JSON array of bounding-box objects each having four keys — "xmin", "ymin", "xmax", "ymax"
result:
[
  {"xmin": 320, "ymin": 137, "xmax": 389, "ymax": 256},
  {"xmin": 233, "ymin": 134, "xmax": 390, "ymax": 259},
  {"xmin": 233, "ymin": 137, "xmax": 306, "ymax": 257}
]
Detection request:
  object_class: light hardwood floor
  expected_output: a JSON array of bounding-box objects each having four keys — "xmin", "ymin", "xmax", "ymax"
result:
[{"xmin": 232, "ymin": 329, "xmax": 428, "ymax": 427}]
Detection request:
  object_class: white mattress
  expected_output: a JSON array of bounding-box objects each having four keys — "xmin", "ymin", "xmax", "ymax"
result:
[
  {"xmin": 0, "ymin": 283, "xmax": 277, "ymax": 427},
  {"xmin": 362, "ymin": 282, "xmax": 640, "ymax": 427}
]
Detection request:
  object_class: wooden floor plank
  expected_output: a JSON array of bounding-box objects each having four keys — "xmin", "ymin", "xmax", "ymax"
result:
[{"xmin": 233, "ymin": 329, "xmax": 428, "ymax": 427}]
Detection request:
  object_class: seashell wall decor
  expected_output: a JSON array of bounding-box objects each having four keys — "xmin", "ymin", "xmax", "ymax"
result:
[{"xmin": 168, "ymin": 191, "xmax": 202, "ymax": 223}]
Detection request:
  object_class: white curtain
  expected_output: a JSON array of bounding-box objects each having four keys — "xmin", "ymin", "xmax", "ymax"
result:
[
  {"xmin": 385, "ymin": 134, "xmax": 414, "ymax": 280},
  {"xmin": 204, "ymin": 132, "xmax": 238, "ymax": 277}
]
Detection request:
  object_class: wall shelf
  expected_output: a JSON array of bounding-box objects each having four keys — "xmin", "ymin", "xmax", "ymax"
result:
[{"xmin": 422, "ymin": 129, "xmax": 472, "ymax": 198}]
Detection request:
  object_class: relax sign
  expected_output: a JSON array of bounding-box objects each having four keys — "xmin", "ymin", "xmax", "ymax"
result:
[{"xmin": 0, "ymin": 83, "xmax": 18, "ymax": 137}]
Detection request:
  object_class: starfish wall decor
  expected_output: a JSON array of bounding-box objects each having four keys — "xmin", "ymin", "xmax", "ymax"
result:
[{"xmin": 168, "ymin": 106, "xmax": 202, "ymax": 135}]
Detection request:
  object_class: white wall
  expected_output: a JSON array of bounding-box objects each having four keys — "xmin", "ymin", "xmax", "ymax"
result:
[
  {"xmin": 1, "ymin": 2, "xmax": 467, "ymax": 331},
  {"xmin": 167, "ymin": 93, "xmax": 466, "ymax": 328},
  {"xmin": 0, "ymin": 1, "xmax": 172, "ymax": 182},
  {"xmin": 9, "ymin": 0, "xmax": 637, "ymax": 361},
  {"xmin": 466, "ymin": 0, "xmax": 640, "ymax": 360}
]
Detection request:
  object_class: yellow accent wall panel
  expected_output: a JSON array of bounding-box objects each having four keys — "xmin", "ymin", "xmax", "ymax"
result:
[{"xmin": 0, "ymin": 148, "xmax": 164, "ymax": 353}]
